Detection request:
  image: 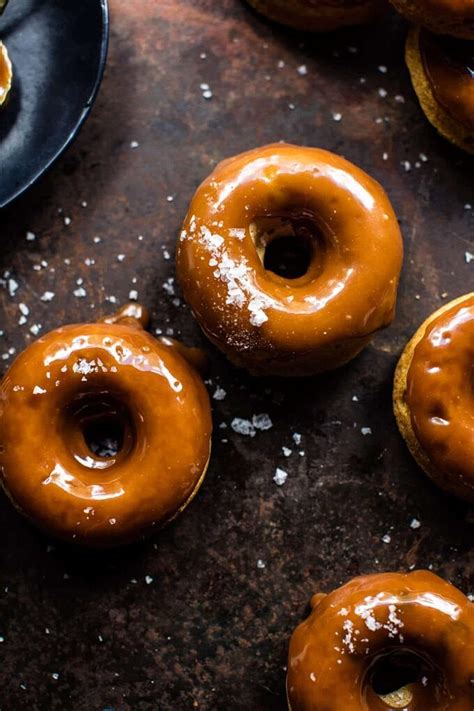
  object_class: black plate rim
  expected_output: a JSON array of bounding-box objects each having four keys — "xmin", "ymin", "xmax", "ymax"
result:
[{"xmin": 0, "ymin": 0, "xmax": 110, "ymax": 210}]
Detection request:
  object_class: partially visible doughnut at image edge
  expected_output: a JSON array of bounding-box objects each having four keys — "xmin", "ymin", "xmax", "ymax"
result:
[
  {"xmin": 393, "ymin": 293, "xmax": 474, "ymax": 502},
  {"xmin": 177, "ymin": 143, "xmax": 403, "ymax": 377},
  {"xmin": 405, "ymin": 26, "xmax": 474, "ymax": 154},
  {"xmin": 243, "ymin": 0, "xmax": 387, "ymax": 32},
  {"xmin": 0, "ymin": 41, "xmax": 12, "ymax": 108},
  {"xmin": 390, "ymin": 0, "xmax": 474, "ymax": 39},
  {"xmin": 0, "ymin": 304, "xmax": 213, "ymax": 546},
  {"xmin": 287, "ymin": 570, "xmax": 474, "ymax": 710}
]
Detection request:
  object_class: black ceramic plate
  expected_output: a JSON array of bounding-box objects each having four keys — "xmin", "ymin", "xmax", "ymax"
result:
[{"xmin": 0, "ymin": 0, "xmax": 108, "ymax": 208}]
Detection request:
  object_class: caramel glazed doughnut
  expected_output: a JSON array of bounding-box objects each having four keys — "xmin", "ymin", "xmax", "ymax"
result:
[
  {"xmin": 244, "ymin": 0, "xmax": 387, "ymax": 32},
  {"xmin": 0, "ymin": 305, "xmax": 212, "ymax": 546},
  {"xmin": 287, "ymin": 571, "xmax": 474, "ymax": 710},
  {"xmin": 390, "ymin": 0, "xmax": 474, "ymax": 39},
  {"xmin": 0, "ymin": 40, "xmax": 12, "ymax": 108},
  {"xmin": 405, "ymin": 27, "xmax": 474, "ymax": 154},
  {"xmin": 394, "ymin": 293, "xmax": 474, "ymax": 502},
  {"xmin": 177, "ymin": 144, "xmax": 403, "ymax": 377}
]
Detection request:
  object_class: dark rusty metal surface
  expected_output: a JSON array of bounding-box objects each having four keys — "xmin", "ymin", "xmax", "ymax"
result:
[{"xmin": 0, "ymin": 1, "xmax": 472, "ymax": 709}]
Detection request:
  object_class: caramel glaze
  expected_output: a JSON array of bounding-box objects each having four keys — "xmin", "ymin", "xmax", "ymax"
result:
[
  {"xmin": 176, "ymin": 143, "xmax": 403, "ymax": 376},
  {"xmin": 420, "ymin": 29, "xmax": 474, "ymax": 131},
  {"xmin": 0, "ymin": 305, "xmax": 212, "ymax": 546},
  {"xmin": 287, "ymin": 571, "xmax": 474, "ymax": 711},
  {"xmin": 406, "ymin": 295, "xmax": 474, "ymax": 500},
  {"xmin": 0, "ymin": 42, "xmax": 12, "ymax": 106}
]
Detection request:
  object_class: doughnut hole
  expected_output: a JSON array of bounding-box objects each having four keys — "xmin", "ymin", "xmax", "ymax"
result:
[
  {"xmin": 365, "ymin": 650, "xmax": 445, "ymax": 709},
  {"xmin": 62, "ymin": 391, "xmax": 136, "ymax": 470},
  {"xmin": 249, "ymin": 211, "xmax": 326, "ymax": 280}
]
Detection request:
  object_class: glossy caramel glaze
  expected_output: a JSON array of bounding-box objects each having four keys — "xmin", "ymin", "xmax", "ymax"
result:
[
  {"xmin": 0, "ymin": 305, "xmax": 212, "ymax": 546},
  {"xmin": 0, "ymin": 41, "xmax": 12, "ymax": 107},
  {"xmin": 287, "ymin": 571, "xmax": 474, "ymax": 711},
  {"xmin": 406, "ymin": 295, "xmax": 474, "ymax": 500},
  {"xmin": 420, "ymin": 30, "xmax": 474, "ymax": 131},
  {"xmin": 177, "ymin": 143, "xmax": 403, "ymax": 377}
]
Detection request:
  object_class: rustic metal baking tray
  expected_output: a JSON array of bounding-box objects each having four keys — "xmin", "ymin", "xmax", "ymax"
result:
[{"xmin": 0, "ymin": 1, "xmax": 472, "ymax": 709}]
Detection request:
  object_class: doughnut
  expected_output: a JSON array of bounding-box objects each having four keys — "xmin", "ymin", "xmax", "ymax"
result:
[
  {"xmin": 393, "ymin": 293, "xmax": 474, "ymax": 502},
  {"xmin": 0, "ymin": 304, "xmax": 212, "ymax": 545},
  {"xmin": 177, "ymin": 143, "xmax": 403, "ymax": 377},
  {"xmin": 390, "ymin": 0, "xmax": 474, "ymax": 39},
  {"xmin": 405, "ymin": 27, "xmax": 474, "ymax": 154},
  {"xmin": 0, "ymin": 41, "xmax": 12, "ymax": 108},
  {"xmin": 287, "ymin": 570, "xmax": 474, "ymax": 710},
  {"xmin": 244, "ymin": 0, "xmax": 387, "ymax": 32}
]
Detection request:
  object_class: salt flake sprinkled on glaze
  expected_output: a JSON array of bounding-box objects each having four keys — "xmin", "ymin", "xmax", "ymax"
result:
[{"xmin": 198, "ymin": 224, "xmax": 272, "ymax": 327}]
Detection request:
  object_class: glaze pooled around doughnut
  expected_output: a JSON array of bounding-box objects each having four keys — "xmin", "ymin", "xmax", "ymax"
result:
[
  {"xmin": 177, "ymin": 143, "xmax": 403, "ymax": 377},
  {"xmin": 244, "ymin": 0, "xmax": 387, "ymax": 32},
  {"xmin": 393, "ymin": 293, "xmax": 474, "ymax": 502},
  {"xmin": 0, "ymin": 305, "xmax": 212, "ymax": 545},
  {"xmin": 287, "ymin": 570, "xmax": 474, "ymax": 711}
]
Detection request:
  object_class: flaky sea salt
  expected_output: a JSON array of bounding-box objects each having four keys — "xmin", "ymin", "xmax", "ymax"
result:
[
  {"xmin": 252, "ymin": 413, "xmax": 273, "ymax": 431},
  {"xmin": 273, "ymin": 468, "xmax": 288, "ymax": 486},
  {"xmin": 231, "ymin": 418, "xmax": 255, "ymax": 436}
]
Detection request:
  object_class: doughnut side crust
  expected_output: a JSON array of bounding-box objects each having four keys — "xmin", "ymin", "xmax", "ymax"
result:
[
  {"xmin": 405, "ymin": 27, "xmax": 474, "ymax": 154},
  {"xmin": 391, "ymin": 0, "xmax": 474, "ymax": 39},
  {"xmin": 393, "ymin": 293, "xmax": 474, "ymax": 502},
  {"xmin": 245, "ymin": 0, "xmax": 386, "ymax": 31}
]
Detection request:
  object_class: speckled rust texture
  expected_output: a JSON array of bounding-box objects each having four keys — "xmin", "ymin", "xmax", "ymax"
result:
[{"xmin": 0, "ymin": 1, "xmax": 472, "ymax": 710}]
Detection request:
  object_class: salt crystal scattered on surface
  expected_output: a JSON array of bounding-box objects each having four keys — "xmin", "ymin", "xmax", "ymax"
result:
[
  {"xmin": 410, "ymin": 518, "xmax": 421, "ymax": 530},
  {"xmin": 361, "ymin": 427, "xmax": 372, "ymax": 436},
  {"xmin": 382, "ymin": 534, "xmax": 391, "ymax": 544},
  {"xmin": 129, "ymin": 290, "xmax": 138, "ymax": 301},
  {"xmin": 282, "ymin": 447, "xmax": 292, "ymax": 457},
  {"xmin": 26, "ymin": 231, "xmax": 36, "ymax": 241},
  {"xmin": 252, "ymin": 413, "xmax": 272, "ymax": 431},
  {"xmin": 273, "ymin": 468, "xmax": 288, "ymax": 486},
  {"xmin": 292, "ymin": 432, "xmax": 302, "ymax": 445},
  {"xmin": 130, "ymin": 141, "xmax": 139, "ymax": 149},
  {"xmin": 256, "ymin": 559, "xmax": 266, "ymax": 569},
  {"xmin": 213, "ymin": 387, "xmax": 227, "ymax": 401},
  {"xmin": 145, "ymin": 575, "xmax": 153, "ymax": 585},
  {"xmin": 73, "ymin": 287, "xmax": 86, "ymax": 298},
  {"xmin": 465, "ymin": 252, "xmax": 473, "ymax": 264},
  {"xmin": 297, "ymin": 65, "xmax": 307, "ymax": 76},
  {"xmin": 231, "ymin": 418, "xmax": 255, "ymax": 437},
  {"xmin": 8, "ymin": 278, "xmax": 18, "ymax": 297},
  {"xmin": 332, "ymin": 112, "xmax": 342, "ymax": 122}
]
